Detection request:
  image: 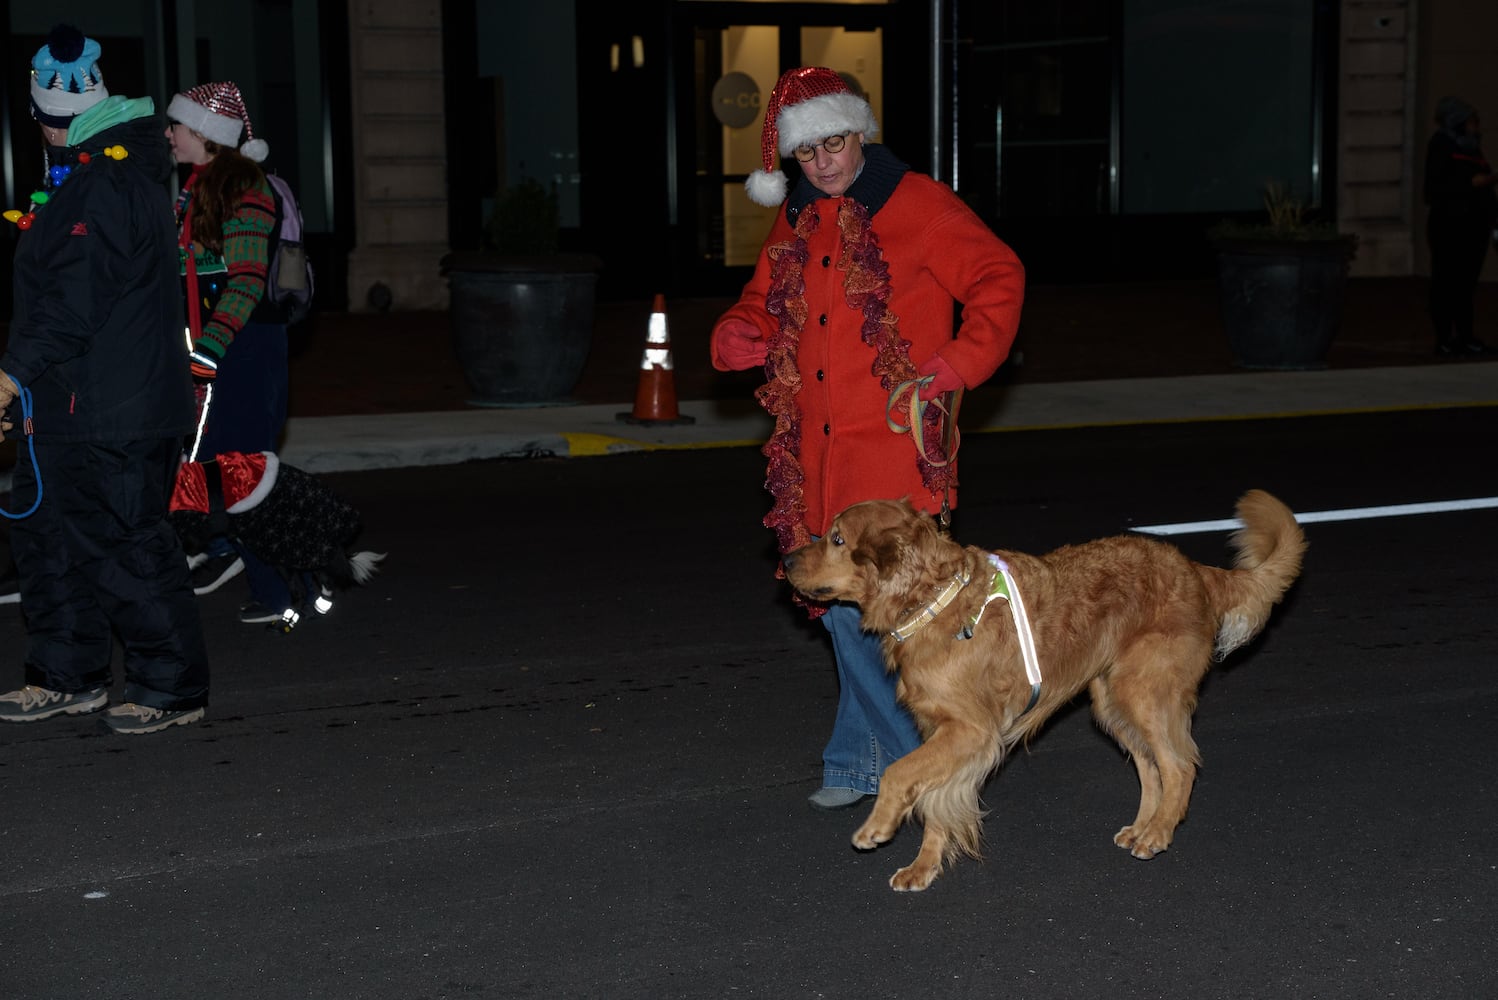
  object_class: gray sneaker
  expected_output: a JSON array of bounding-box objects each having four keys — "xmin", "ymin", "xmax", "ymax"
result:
[
  {"xmin": 104, "ymin": 702, "xmax": 206, "ymax": 735},
  {"xmin": 807, "ymin": 786, "xmax": 873, "ymax": 811},
  {"xmin": 0, "ymin": 684, "xmax": 108, "ymax": 722}
]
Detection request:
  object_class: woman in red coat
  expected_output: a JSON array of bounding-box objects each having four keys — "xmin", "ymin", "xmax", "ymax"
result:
[{"xmin": 711, "ymin": 67, "xmax": 1025, "ymax": 809}]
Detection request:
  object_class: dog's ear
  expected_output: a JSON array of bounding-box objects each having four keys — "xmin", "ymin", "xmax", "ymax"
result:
[
  {"xmin": 854, "ymin": 534, "xmax": 902, "ymax": 575},
  {"xmin": 852, "ymin": 504, "xmax": 936, "ymax": 588}
]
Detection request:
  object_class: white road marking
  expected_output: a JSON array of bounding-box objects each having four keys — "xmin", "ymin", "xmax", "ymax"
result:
[{"xmin": 1131, "ymin": 497, "xmax": 1498, "ymax": 536}]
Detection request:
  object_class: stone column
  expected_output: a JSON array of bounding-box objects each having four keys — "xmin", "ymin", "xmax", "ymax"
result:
[
  {"xmin": 346, "ymin": 0, "xmax": 450, "ymax": 310},
  {"xmin": 1338, "ymin": 1, "xmax": 1418, "ymax": 277}
]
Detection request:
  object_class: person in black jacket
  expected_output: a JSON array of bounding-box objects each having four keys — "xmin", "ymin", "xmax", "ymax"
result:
[
  {"xmin": 0, "ymin": 25, "xmax": 210, "ymax": 734},
  {"xmin": 1423, "ymin": 95, "xmax": 1498, "ymax": 356}
]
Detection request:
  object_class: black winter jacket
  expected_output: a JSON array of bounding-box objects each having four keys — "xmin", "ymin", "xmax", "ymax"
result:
[
  {"xmin": 1423, "ymin": 131, "xmax": 1498, "ymax": 228},
  {"xmin": 3, "ymin": 104, "xmax": 194, "ymax": 442}
]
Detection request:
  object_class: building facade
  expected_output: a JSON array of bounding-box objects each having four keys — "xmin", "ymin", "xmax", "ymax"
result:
[{"xmin": 2, "ymin": 0, "xmax": 1496, "ymax": 315}]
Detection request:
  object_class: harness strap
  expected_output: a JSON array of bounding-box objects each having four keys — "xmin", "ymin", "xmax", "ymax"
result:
[{"xmin": 959, "ymin": 554, "xmax": 1044, "ymax": 716}]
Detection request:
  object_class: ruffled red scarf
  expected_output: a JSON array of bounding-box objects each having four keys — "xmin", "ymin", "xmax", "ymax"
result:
[{"xmin": 756, "ymin": 198, "xmax": 956, "ymax": 562}]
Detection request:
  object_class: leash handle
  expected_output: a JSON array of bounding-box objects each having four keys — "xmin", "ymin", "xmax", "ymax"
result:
[
  {"xmin": 187, "ymin": 381, "xmax": 214, "ymax": 462},
  {"xmin": 886, "ymin": 377, "xmax": 963, "ymax": 468},
  {"xmin": 1, "ymin": 374, "xmax": 43, "ymax": 520},
  {"xmin": 887, "ymin": 376, "xmax": 963, "ymax": 532}
]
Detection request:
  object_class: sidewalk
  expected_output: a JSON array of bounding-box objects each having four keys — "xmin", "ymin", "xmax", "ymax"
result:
[
  {"xmin": 1, "ymin": 277, "xmax": 1494, "ymax": 478},
  {"xmin": 275, "ymin": 276, "xmax": 1498, "ymax": 473}
]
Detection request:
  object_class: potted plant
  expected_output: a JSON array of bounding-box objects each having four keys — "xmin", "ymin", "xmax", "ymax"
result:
[
  {"xmin": 442, "ymin": 178, "xmax": 601, "ymax": 407},
  {"xmin": 1211, "ymin": 182, "xmax": 1358, "ymax": 370}
]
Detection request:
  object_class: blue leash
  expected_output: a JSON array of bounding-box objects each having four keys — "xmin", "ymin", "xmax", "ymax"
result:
[{"xmin": 2, "ymin": 375, "xmax": 42, "ymax": 519}]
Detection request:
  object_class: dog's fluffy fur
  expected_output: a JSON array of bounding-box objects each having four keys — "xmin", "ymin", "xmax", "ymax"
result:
[{"xmin": 782, "ymin": 491, "xmax": 1305, "ymax": 891}]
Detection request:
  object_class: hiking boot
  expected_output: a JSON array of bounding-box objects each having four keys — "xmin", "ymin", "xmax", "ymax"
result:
[
  {"xmin": 103, "ymin": 703, "xmax": 205, "ymax": 734},
  {"xmin": 0, "ymin": 684, "xmax": 108, "ymax": 722},
  {"xmin": 191, "ymin": 553, "xmax": 244, "ymax": 595}
]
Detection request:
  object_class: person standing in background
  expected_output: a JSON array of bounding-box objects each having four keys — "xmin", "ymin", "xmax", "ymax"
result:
[
  {"xmin": 0, "ymin": 25, "xmax": 209, "ymax": 733},
  {"xmin": 1423, "ymin": 95, "xmax": 1497, "ymax": 357}
]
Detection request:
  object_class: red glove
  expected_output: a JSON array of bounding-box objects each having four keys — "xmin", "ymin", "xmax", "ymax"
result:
[
  {"xmin": 712, "ymin": 319, "xmax": 768, "ymax": 371},
  {"xmin": 916, "ymin": 353, "xmax": 964, "ymax": 400}
]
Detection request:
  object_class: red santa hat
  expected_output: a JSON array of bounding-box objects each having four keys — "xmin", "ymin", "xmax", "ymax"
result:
[
  {"xmin": 167, "ymin": 81, "xmax": 269, "ymax": 162},
  {"xmin": 746, "ymin": 67, "xmax": 878, "ymax": 208}
]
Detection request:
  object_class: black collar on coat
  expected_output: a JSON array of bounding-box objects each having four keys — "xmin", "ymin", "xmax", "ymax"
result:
[{"xmin": 784, "ymin": 142, "xmax": 910, "ymax": 227}]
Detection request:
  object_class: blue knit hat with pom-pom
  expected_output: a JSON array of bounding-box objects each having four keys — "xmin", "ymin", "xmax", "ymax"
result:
[{"xmin": 29, "ymin": 25, "xmax": 109, "ymax": 128}]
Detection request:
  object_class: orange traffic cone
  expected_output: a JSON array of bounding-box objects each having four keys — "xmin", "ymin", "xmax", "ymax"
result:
[{"xmin": 617, "ymin": 294, "xmax": 696, "ymax": 426}]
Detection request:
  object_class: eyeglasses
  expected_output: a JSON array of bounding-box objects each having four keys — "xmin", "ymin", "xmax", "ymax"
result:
[{"xmin": 792, "ymin": 133, "xmax": 851, "ymax": 162}]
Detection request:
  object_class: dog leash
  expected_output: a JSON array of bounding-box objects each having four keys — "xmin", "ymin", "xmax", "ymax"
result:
[
  {"xmin": 0, "ymin": 374, "xmax": 43, "ymax": 519},
  {"xmin": 887, "ymin": 376, "xmax": 963, "ymax": 531},
  {"xmin": 187, "ymin": 382, "xmax": 214, "ymax": 463},
  {"xmin": 886, "ymin": 376, "xmax": 962, "ymax": 466}
]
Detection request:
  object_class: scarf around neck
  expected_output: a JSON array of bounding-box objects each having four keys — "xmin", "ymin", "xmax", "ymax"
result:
[{"xmin": 756, "ymin": 144, "xmax": 957, "ymax": 563}]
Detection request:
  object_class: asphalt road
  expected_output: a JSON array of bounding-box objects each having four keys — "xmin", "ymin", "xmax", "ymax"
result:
[{"xmin": 2, "ymin": 406, "xmax": 1495, "ymax": 1000}]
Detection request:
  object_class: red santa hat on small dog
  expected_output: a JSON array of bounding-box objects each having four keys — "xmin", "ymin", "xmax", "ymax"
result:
[
  {"xmin": 172, "ymin": 451, "xmax": 281, "ymax": 515},
  {"xmin": 167, "ymin": 80, "xmax": 269, "ymax": 162},
  {"xmin": 746, "ymin": 67, "xmax": 878, "ymax": 208}
]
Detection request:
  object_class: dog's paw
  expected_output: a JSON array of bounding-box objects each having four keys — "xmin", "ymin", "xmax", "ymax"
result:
[
  {"xmin": 889, "ymin": 860, "xmax": 941, "ymax": 892},
  {"xmin": 1114, "ymin": 825, "xmax": 1169, "ymax": 859},
  {"xmin": 852, "ymin": 820, "xmax": 896, "ymax": 851}
]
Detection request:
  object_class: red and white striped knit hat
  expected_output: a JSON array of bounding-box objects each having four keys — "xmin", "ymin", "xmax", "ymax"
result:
[
  {"xmin": 745, "ymin": 67, "xmax": 878, "ymax": 208},
  {"xmin": 167, "ymin": 81, "xmax": 269, "ymax": 162}
]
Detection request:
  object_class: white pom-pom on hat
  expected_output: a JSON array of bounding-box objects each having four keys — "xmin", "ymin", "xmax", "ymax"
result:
[
  {"xmin": 240, "ymin": 138, "xmax": 269, "ymax": 162},
  {"xmin": 746, "ymin": 169, "xmax": 788, "ymax": 208}
]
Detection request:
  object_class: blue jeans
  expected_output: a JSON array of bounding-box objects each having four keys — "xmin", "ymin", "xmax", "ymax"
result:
[{"xmin": 819, "ymin": 602, "xmax": 921, "ymax": 794}]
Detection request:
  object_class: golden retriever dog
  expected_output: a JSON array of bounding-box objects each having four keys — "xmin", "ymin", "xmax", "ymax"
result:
[{"xmin": 782, "ymin": 491, "xmax": 1305, "ymax": 892}]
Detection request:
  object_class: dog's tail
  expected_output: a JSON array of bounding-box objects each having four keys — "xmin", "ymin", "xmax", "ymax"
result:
[
  {"xmin": 1197, "ymin": 490, "xmax": 1306, "ymax": 660},
  {"xmin": 348, "ymin": 551, "xmax": 386, "ymax": 585}
]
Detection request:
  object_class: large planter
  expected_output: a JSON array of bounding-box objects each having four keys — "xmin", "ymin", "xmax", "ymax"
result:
[
  {"xmin": 443, "ymin": 252, "xmax": 601, "ymax": 407},
  {"xmin": 1214, "ymin": 236, "xmax": 1357, "ymax": 370}
]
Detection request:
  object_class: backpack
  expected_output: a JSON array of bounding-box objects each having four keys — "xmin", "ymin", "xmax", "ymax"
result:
[{"xmin": 265, "ymin": 173, "xmax": 315, "ymax": 325}]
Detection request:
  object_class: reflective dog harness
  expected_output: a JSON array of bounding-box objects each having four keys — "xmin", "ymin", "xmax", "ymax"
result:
[{"xmin": 959, "ymin": 554, "xmax": 1043, "ymax": 715}]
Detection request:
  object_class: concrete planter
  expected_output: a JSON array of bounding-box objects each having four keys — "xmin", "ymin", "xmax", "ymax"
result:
[
  {"xmin": 443, "ymin": 253, "xmax": 601, "ymax": 407},
  {"xmin": 1214, "ymin": 236, "xmax": 1357, "ymax": 370}
]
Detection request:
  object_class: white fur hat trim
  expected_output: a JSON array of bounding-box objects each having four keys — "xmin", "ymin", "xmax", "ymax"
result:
[
  {"xmin": 775, "ymin": 92, "xmax": 878, "ymax": 155},
  {"xmin": 168, "ymin": 92, "xmax": 243, "ymax": 147}
]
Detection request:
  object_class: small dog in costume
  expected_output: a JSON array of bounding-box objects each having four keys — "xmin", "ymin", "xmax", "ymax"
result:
[{"xmin": 170, "ymin": 451, "xmax": 384, "ymax": 630}]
